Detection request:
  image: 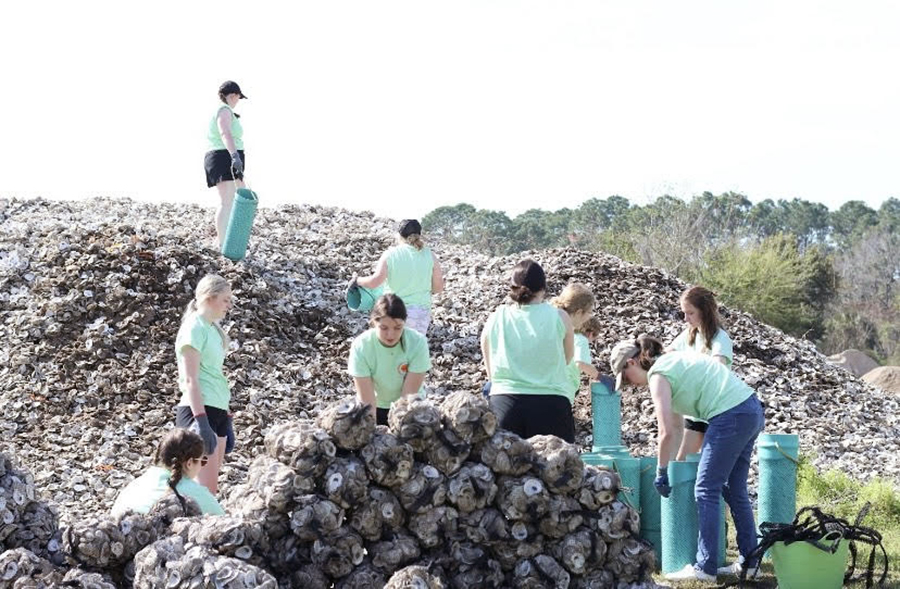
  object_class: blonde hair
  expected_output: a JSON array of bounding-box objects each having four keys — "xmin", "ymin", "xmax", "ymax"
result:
[
  {"xmin": 182, "ymin": 274, "xmax": 231, "ymax": 349},
  {"xmin": 551, "ymin": 282, "xmax": 595, "ymax": 316},
  {"xmin": 398, "ymin": 234, "xmax": 425, "ymax": 250}
]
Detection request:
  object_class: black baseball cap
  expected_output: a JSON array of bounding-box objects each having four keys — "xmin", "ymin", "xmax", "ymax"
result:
[
  {"xmin": 219, "ymin": 81, "xmax": 247, "ymax": 99},
  {"xmin": 398, "ymin": 219, "xmax": 422, "ymax": 237}
]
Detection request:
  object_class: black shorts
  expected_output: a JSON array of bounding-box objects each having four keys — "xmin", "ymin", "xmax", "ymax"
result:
[
  {"xmin": 489, "ymin": 394, "xmax": 575, "ymax": 443},
  {"xmin": 175, "ymin": 405, "xmax": 230, "ymax": 437},
  {"xmin": 684, "ymin": 417, "xmax": 709, "ymax": 433},
  {"xmin": 204, "ymin": 149, "xmax": 245, "ymax": 187},
  {"xmin": 376, "ymin": 407, "xmax": 390, "ymax": 427}
]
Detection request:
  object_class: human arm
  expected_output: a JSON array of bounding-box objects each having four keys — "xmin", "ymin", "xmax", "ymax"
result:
[
  {"xmin": 577, "ymin": 361, "xmax": 600, "ymax": 379},
  {"xmin": 649, "ymin": 374, "xmax": 683, "ymax": 469},
  {"xmin": 216, "ymin": 108, "xmax": 238, "ymax": 155},
  {"xmin": 713, "ymin": 355, "xmax": 728, "ymax": 365},
  {"xmin": 353, "ymin": 376, "xmax": 378, "ymax": 419},
  {"xmin": 356, "ymin": 254, "xmax": 388, "ymax": 289},
  {"xmin": 480, "ymin": 327, "xmax": 492, "ymax": 379},
  {"xmin": 431, "ymin": 253, "xmax": 444, "ymax": 294},
  {"xmin": 401, "ymin": 372, "xmax": 426, "ymax": 397},
  {"xmin": 181, "ymin": 348, "xmax": 206, "ymax": 417},
  {"xmin": 559, "ymin": 310, "xmax": 575, "ymax": 364}
]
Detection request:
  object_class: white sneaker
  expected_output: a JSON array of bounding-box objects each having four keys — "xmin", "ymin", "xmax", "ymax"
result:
[
  {"xmin": 717, "ymin": 560, "xmax": 758, "ymax": 577},
  {"xmin": 664, "ymin": 564, "xmax": 717, "ymax": 582}
]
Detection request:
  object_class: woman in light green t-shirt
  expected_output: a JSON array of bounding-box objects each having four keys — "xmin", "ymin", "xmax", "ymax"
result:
[
  {"xmin": 550, "ymin": 283, "xmax": 596, "ymax": 404},
  {"xmin": 610, "ymin": 335, "xmax": 764, "ymax": 582},
  {"xmin": 349, "ymin": 294, "xmax": 432, "ymax": 425},
  {"xmin": 111, "ymin": 428, "xmax": 224, "ymax": 518},
  {"xmin": 352, "ymin": 219, "xmax": 444, "ymax": 336},
  {"xmin": 204, "ymin": 80, "xmax": 248, "ymax": 248},
  {"xmin": 665, "ymin": 286, "xmax": 734, "ymax": 459}
]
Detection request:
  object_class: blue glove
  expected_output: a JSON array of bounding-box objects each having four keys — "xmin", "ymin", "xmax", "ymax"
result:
[
  {"xmin": 481, "ymin": 381, "xmax": 492, "ymax": 399},
  {"xmin": 654, "ymin": 466, "xmax": 671, "ymax": 497},
  {"xmin": 596, "ymin": 374, "xmax": 616, "ymax": 393},
  {"xmin": 231, "ymin": 151, "xmax": 244, "ymax": 174},
  {"xmin": 225, "ymin": 414, "xmax": 235, "ymax": 454},
  {"xmin": 189, "ymin": 414, "xmax": 218, "ymax": 455}
]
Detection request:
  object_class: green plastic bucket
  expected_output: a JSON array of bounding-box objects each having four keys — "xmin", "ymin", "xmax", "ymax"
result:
[
  {"xmin": 591, "ymin": 444, "xmax": 629, "ymax": 457},
  {"xmin": 585, "ymin": 454, "xmax": 640, "ymax": 510},
  {"xmin": 639, "ymin": 456, "xmax": 662, "ymax": 567},
  {"xmin": 660, "ymin": 460, "xmax": 699, "ymax": 574},
  {"xmin": 591, "ymin": 381, "xmax": 621, "ymax": 448},
  {"xmin": 770, "ymin": 537, "xmax": 849, "ymax": 589},
  {"xmin": 758, "ymin": 433, "xmax": 799, "ymax": 533},
  {"xmin": 346, "ymin": 283, "xmax": 385, "ymax": 312},
  {"xmin": 221, "ymin": 188, "xmax": 258, "ymax": 261}
]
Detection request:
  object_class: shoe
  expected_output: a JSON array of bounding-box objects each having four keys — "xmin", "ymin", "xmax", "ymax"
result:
[
  {"xmin": 717, "ymin": 558, "xmax": 758, "ymax": 577},
  {"xmin": 664, "ymin": 564, "xmax": 716, "ymax": 582}
]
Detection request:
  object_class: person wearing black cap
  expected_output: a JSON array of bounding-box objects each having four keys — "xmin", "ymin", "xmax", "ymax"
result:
[
  {"xmin": 480, "ymin": 259, "xmax": 576, "ymax": 442},
  {"xmin": 204, "ymin": 81, "xmax": 248, "ymax": 249},
  {"xmin": 352, "ymin": 219, "xmax": 444, "ymax": 335}
]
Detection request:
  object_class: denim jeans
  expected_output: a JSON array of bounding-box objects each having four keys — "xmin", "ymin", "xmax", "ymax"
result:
[{"xmin": 695, "ymin": 395, "xmax": 766, "ymax": 575}]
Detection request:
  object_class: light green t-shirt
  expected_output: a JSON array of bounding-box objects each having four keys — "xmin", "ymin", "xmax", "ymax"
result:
[
  {"xmin": 670, "ymin": 327, "xmax": 733, "ymax": 366},
  {"xmin": 484, "ymin": 302, "xmax": 571, "ymax": 400},
  {"xmin": 348, "ymin": 327, "xmax": 432, "ymax": 408},
  {"xmin": 647, "ymin": 351, "xmax": 753, "ymax": 421},
  {"xmin": 110, "ymin": 466, "xmax": 224, "ymax": 518},
  {"xmin": 207, "ymin": 105, "xmax": 244, "ymax": 151},
  {"xmin": 384, "ymin": 244, "xmax": 435, "ymax": 309},
  {"xmin": 566, "ymin": 333, "xmax": 593, "ymax": 402},
  {"xmin": 176, "ymin": 313, "xmax": 231, "ymax": 410}
]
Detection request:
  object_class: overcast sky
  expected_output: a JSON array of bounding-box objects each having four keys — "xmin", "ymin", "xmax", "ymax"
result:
[{"xmin": 3, "ymin": 1, "xmax": 898, "ymax": 220}]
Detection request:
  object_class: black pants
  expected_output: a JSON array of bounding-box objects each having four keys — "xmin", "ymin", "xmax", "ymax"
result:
[
  {"xmin": 376, "ymin": 407, "xmax": 390, "ymax": 427},
  {"xmin": 489, "ymin": 394, "xmax": 575, "ymax": 443}
]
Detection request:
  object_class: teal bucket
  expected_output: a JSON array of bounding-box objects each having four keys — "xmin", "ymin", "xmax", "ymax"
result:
[
  {"xmin": 590, "ymin": 381, "xmax": 622, "ymax": 448},
  {"xmin": 587, "ymin": 454, "xmax": 640, "ymax": 509},
  {"xmin": 770, "ymin": 536, "xmax": 849, "ymax": 589},
  {"xmin": 221, "ymin": 188, "xmax": 258, "ymax": 261},
  {"xmin": 684, "ymin": 453, "xmax": 727, "ymax": 566},
  {"xmin": 660, "ymin": 460, "xmax": 699, "ymax": 574},
  {"xmin": 591, "ymin": 444, "xmax": 629, "ymax": 457},
  {"xmin": 346, "ymin": 284, "xmax": 385, "ymax": 312},
  {"xmin": 757, "ymin": 433, "xmax": 799, "ymax": 534},
  {"xmin": 639, "ymin": 456, "xmax": 662, "ymax": 567}
]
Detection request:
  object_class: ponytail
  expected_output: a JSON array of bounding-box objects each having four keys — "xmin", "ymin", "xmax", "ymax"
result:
[
  {"xmin": 155, "ymin": 428, "xmax": 205, "ymax": 516},
  {"xmin": 635, "ymin": 334, "xmax": 665, "ymax": 370},
  {"xmin": 167, "ymin": 462, "xmax": 189, "ymax": 515},
  {"xmin": 181, "ymin": 274, "xmax": 232, "ymax": 350},
  {"xmin": 399, "ymin": 234, "xmax": 425, "ymax": 250}
]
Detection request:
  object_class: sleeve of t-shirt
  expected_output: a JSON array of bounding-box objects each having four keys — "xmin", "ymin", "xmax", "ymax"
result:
[
  {"xmin": 347, "ymin": 335, "xmax": 374, "ymax": 378},
  {"xmin": 183, "ymin": 481, "xmax": 225, "ymax": 515},
  {"xmin": 574, "ymin": 335, "xmax": 592, "ymax": 364},
  {"xmin": 176, "ymin": 316, "xmax": 208, "ymax": 354},
  {"xmin": 669, "ymin": 329, "xmax": 688, "ymax": 351},
  {"xmin": 407, "ymin": 333, "xmax": 432, "ymax": 374},
  {"xmin": 710, "ymin": 331, "xmax": 734, "ymax": 365}
]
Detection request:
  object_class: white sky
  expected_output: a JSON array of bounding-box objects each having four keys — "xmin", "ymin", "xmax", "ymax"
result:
[{"xmin": 2, "ymin": 1, "xmax": 898, "ymax": 221}]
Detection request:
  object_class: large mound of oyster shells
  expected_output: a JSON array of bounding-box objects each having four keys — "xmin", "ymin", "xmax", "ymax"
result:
[{"xmin": 0, "ymin": 196, "xmax": 898, "ymax": 585}]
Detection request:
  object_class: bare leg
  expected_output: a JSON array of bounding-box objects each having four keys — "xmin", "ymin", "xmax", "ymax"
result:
[
  {"xmin": 677, "ymin": 430, "xmax": 705, "ymax": 460},
  {"xmin": 197, "ymin": 435, "xmax": 227, "ymax": 495},
  {"xmin": 215, "ymin": 181, "xmax": 237, "ymax": 248}
]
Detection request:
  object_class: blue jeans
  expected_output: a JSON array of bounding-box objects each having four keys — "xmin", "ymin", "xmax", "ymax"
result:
[{"xmin": 695, "ymin": 395, "xmax": 765, "ymax": 575}]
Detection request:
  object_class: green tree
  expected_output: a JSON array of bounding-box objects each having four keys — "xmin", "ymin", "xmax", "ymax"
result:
[
  {"xmin": 422, "ymin": 203, "xmax": 476, "ymax": 243},
  {"xmin": 466, "ymin": 209, "xmax": 515, "ymax": 256},
  {"xmin": 830, "ymin": 200, "xmax": 879, "ymax": 249}
]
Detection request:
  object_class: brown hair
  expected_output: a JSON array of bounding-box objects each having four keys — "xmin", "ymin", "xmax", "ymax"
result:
[
  {"xmin": 155, "ymin": 428, "xmax": 205, "ymax": 514},
  {"xmin": 398, "ymin": 233, "xmax": 426, "ymax": 250},
  {"xmin": 577, "ymin": 316, "xmax": 603, "ymax": 337},
  {"xmin": 635, "ymin": 334, "xmax": 665, "ymax": 370},
  {"xmin": 509, "ymin": 259, "xmax": 546, "ymax": 305},
  {"xmin": 182, "ymin": 274, "xmax": 232, "ymax": 349},
  {"xmin": 681, "ymin": 286, "xmax": 722, "ymax": 351},
  {"xmin": 370, "ymin": 294, "xmax": 408, "ymax": 324},
  {"xmin": 551, "ymin": 283, "xmax": 595, "ymax": 316}
]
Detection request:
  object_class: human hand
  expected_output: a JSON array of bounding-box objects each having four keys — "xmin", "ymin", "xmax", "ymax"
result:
[
  {"xmin": 189, "ymin": 414, "xmax": 218, "ymax": 455},
  {"xmin": 231, "ymin": 151, "xmax": 244, "ymax": 174},
  {"xmin": 225, "ymin": 414, "xmax": 235, "ymax": 454},
  {"xmin": 654, "ymin": 466, "xmax": 671, "ymax": 497},
  {"xmin": 346, "ymin": 274, "xmax": 359, "ymax": 293},
  {"xmin": 596, "ymin": 374, "xmax": 616, "ymax": 393}
]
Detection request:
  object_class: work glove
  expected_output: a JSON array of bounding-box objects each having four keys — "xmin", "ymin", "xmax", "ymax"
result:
[
  {"xmin": 225, "ymin": 414, "xmax": 235, "ymax": 454},
  {"xmin": 481, "ymin": 381, "xmax": 492, "ymax": 399},
  {"xmin": 231, "ymin": 151, "xmax": 244, "ymax": 174},
  {"xmin": 595, "ymin": 374, "xmax": 616, "ymax": 393},
  {"xmin": 654, "ymin": 466, "xmax": 671, "ymax": 498},
  {"xmin": 189, "ymin": 413, "xmax": 218, "ymax": 455}
]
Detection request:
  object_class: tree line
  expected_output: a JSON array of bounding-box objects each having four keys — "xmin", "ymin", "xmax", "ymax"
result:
[{"xmin": 423, "ymin": 194, "xmax": 900, "ymax": 364}]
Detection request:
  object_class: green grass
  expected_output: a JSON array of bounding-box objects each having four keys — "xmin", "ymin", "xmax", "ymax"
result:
[{"xmin": 651, "ymin": 456, "xmax": 900, "ymax": 587}]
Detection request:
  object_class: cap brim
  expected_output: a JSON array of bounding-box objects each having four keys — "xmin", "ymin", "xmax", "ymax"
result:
[
  {"xmin": 614, "ymin": 371, "xmax": 624, "ymax": 392},
  {"xmin": 239, "ymin": 93, "xmax": 248, "ymax": 99}
]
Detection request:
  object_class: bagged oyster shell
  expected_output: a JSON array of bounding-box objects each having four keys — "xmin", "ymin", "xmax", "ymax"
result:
[
  {"xmin": 605, "ymin": 538, "xmax": 655, "ymax": 583},
  {"xmin": 248, "ymin": 455, "xmax": 303, "ymax": 513},
  {"xmin": 446, "ymin": 462, "xmax": 497, "ymax": 513},
  {"xmin": 222, "ymin": 484, "xmax": 291, "ymax": 540},
  {"xmin": 407, "ymin": 506, "xmax": 459, "ymax": 549},
  {"xmin": 424, "ymin": 427, "xmax": 471, "ymax": 476},
  {"xmin": 590, "ymin": 500, "xmax": 640, "ymax": 542},
  {"xmin": 335, "ymin": 561, "xmax": 386, "ymax": 589},
  {"xmin": 317, "ymin": 398, "xmax": 376, "ymax": 451},
  {"xmin": 264, "ymin": 421, "xmax": 337, "ymax": 490},
  {"xmin": 146, "ymin": 492, "xmax": 202, "ymax": 534},
  {"xmin": 478, "ymin": 431, "xmax": 535, "ymax": 476},
  {"xmin": 60, "ymin": 517, "xmax": 128, "ymax": 568},
  {"xmin": 388, "ymin": 397, "xmax": 442, "ymax": 452},
  {"xmin": 349, "ymin": 486, "xmax": 405, "ymax": 542},
  {"xmin": 392, "ymin": 464, "xmax": 447, "ymax": 515},
  {"xmin": 3, "ymin": 501, "xmax": 58, "ymax": 559},
  {"xmin": 571, "ymin": 568, "xmax": 615, "ymax": 589},
  {"xmin": 0, "ymin": 547, "xmax": 60, "ymax": 586},
  {"xmin": 285, "ymin": 563, "xmax": 330, "ymax": 589},
  {"xmin": 490, "ymin": 521, "xmax": 545, "ymax": 571},
  {"xmin": 321, "ymin": 456, "xmax": 370, "ymax": 510},
  {"xmin": 551, "ymin": 527, "xmax": 604, "ymax": 575},
  {"xmin": 60, "ymin": 567, "xmax": 118, "ymax": 588},
  {"xmin": 170, "ymin": 514, "xmax": 268, "ymax": 564},
  {"xmin": 266, "ymin": 533, "xmax": 310, "ymax": 576},
  {"xmin": 384, "ymin": 564, "xmax": 444, "ymax": 589},
  {"xmin": 360, "ymin": 428, "xmax": 415, "ymax": 488},
  {"xmin": 439, "ymin": 391, "xmax": 497, "ymax": 444},
  {"xmin": 291, "ymin": 494, "xmax": 346, "ymax": 541},
  {"xmin": 446, "ymin": 541, "xmax": 503, "ymax": 589},
  {"xmin": 495, "ymin": 476, "xmax": 549, "ymax": 521},
  {"xmin": 112, "ymin": 512, "xmax": 159, "ymax": 563},
  {"xmin": 457, "ymin": 508, "xmax": 509, "ymax": 545},
  {"xmin": 310, "ymin": 526, "xmax": 366, "ymax": 579},
  {"xmin": 538, "ymin": 494, "xmax": 584, "ymax": 539},
  {"xmin": 577, "ymin": 464, "xmax": 620, "ymax": 510},
  {"xmin": 511, "ymin": 555, "xmax": 570, "ymax": 589},
  {"xmin": 369, "ymin": 533, "xmax": 421, "ymax": 574},
  {"xmin": 529, "ymin": 435, "xmax": 584, "ymax": 495}
]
